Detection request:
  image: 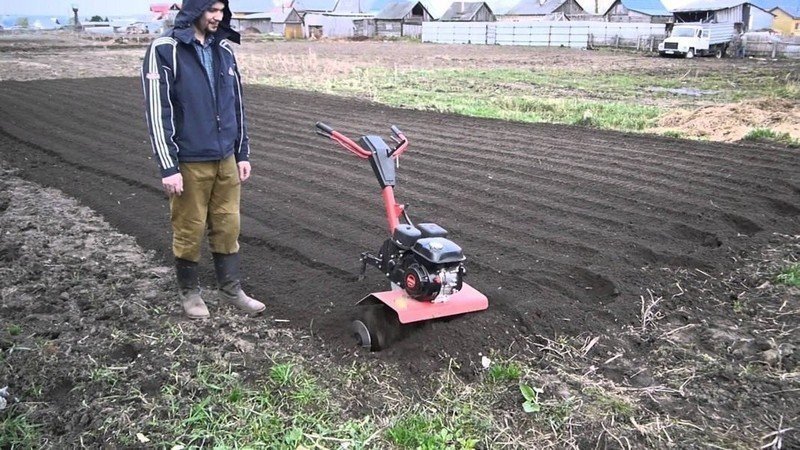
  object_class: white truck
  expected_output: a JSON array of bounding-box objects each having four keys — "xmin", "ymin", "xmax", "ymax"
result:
[{"xmin": 658, "ymin": 22, "xmax": 737, "ymax": 59}]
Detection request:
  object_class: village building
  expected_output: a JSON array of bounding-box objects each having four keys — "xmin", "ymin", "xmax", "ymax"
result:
[
  {"xmin": 149, "ymin": 3, "xmax": 181, "ymax": 25},
  {"xmin": 500, "ymin": 0, "xmax": 590, "ymax": 22},
  {"xmin": 373, "ymin": 1, "xmax": 433, "ymax": 38},
  {"xmin": 670, "ymin": 0, "xmax": 774, "ymax": 32},
  {"xmin": 237, "ymin": 8, "xmax": 304, "ymax": 38},
  {"xmin": 770, "ymin": 6, "xmax": 800, "ymax": 35},
  {"xmin": 601, "ymin": 0, "xmax": 672, "ymax": 22},
  {"xmin": 439, "ymin": 2, "xmax": 497, "ymax": 22}
]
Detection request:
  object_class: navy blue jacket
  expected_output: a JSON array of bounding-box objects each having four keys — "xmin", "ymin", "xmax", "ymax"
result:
[{"xmin": 142, "ymin": 0, "xmax": 250, "ymax": 178}]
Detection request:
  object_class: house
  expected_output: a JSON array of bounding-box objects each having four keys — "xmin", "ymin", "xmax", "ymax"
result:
[
  {"xmin": 440, "ymin": 2, "xmax": 497, "ymax": 21},
  {"xmin": 770, "ymin": 6, "xmax": 800, "ymax": 35},
  {"xmin": 374, "ymin": 1, "xmax": 433, "ymax": 37},
  {"xmin": 669, "ymin": 1, "xmax": 775, "ymax": 32},
  {"xmin": 603, "ymin": 0, "xmax": 672, "ymax": 22},
  {"xmin": 501, "ymin": 0, "xmax": 589, "ymax": 21},
  {"xmin": 149, "ymin": 3, "xmax": 181, "ymax": 22},
  {"xmin": 238, "ymin": 8, "xmax": 304, "ymax": 38}
]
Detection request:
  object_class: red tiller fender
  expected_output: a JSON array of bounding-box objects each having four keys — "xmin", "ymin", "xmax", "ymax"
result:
[{"xmin": 357, "ymin": 282, "xmax": 488, "ymax": 324}]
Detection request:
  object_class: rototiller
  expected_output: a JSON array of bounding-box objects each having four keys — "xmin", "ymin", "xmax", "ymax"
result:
[{"xmin": 315, "ymin": 122, "xmax": 489, "ymax": 350}]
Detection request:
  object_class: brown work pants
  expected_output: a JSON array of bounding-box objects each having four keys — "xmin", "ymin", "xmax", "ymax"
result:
[{"xmin": 170, "ymin": 156, "xmax": 240, "ymax": 262}]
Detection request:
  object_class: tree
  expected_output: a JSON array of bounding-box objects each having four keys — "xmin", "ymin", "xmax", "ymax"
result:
[
  {"xmin": 15, "ymin": 17, "xmax": 29, "ymax": 28},
  {"xmin": 90, "ymin": 15, "xmax": 103, "ymax": 22}
]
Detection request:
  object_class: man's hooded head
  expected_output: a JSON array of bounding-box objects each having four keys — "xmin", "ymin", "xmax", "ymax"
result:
[{"xmin": 172, "ymin": 0, "xmax": 240, "ymax": 43}]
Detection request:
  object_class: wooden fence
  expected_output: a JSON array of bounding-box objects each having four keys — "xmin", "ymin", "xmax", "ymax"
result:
[{"xmin": 742, "ymin": 34, "xmax": 800, "ymax": 58}]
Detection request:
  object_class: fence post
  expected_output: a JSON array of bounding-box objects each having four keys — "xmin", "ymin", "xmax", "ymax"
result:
[
  {"xmin": 772, "ymin": 41, "xmax": 778, "ymax": 59},
  {"xmin": 650, "ymin": 35, "xmax": 654, "ymax": 52},
  {"xmin": 615, "ymin": 35, "xmax": 620, "ymax": 48},
  {"xmin": 548, "ymin": 25, "xmax": 552, "ymax": 47},
  {"xmin": 636, "ymin": 36, "xmax": 641, "ymax": 51}
]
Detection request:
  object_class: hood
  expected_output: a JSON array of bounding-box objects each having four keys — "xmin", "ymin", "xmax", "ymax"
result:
[{"xmin": 172, "ymin": 0, "xmax": 240, "ymax": 44}]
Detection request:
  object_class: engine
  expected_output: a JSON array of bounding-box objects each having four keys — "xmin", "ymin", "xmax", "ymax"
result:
[
  {"xmin": 402, "ymin": 262, "xmax": 463, "ymax": 302},
  {"xmin": 371, "ymin": 225, "xmax": 466, "ymax": 302}
]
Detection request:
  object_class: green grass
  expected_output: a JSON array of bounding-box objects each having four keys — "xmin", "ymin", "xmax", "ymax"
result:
[
  {"xmin": 7, "ymin": 324, "xmax": 21, "ymax": 336},
  {"xmin": 743, "ymin": 128, "xmax": 800, "ymax": 148},
  {"xmin": 146, "ymin": 362, "xmax": 373, "ymax": 448},
  {"xmin": 387, "ymin": 413, "xmax": 479, "ymax": 449},
  {"xmin": 776, "ymin": 263, "xmax": 800, "ymax": 287},
  {"xmin": 257, "ymin": 64, "xmax": 799, "ymax": 134},
  {"xmin": 266, "ymin": 67, "xmax": 663, "ymax": 132},
  {"xmin": 0, "ymin": 412, "xmax": 40, "ymax": 449},
  {"xmin": 661, "ymin": 130, "xmax": 684, "ymax": 139},
  {"xmin": 583, "ymin": 386, "xmax": 636, "ymax": 420},
  {"xmin": 486, "ymin": 361, "xmax": 522, "ymax": 383}
]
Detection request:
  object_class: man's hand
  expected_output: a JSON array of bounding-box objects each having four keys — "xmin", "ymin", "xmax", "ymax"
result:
[
  {"xmin": 238, "ymin": 161, "xmax": 251, "ymax": 182},
  {"xmin": 162, "ymin": 173, "xmax": 183, "ymax": 196}
]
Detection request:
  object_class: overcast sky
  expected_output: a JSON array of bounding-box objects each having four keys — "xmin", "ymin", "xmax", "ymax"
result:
[
  {"xmin": 0, "ymin": 0, "xmax": 155, "ymax": 16},
  {"xmin": 3, "ymin": 0, "xmax": 505, "ymax": 16},
  {"xmin": 0, "ymin": 0, "xmax": 697, "ymax": 17}
]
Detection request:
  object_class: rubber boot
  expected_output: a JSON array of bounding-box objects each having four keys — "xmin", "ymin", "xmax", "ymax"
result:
[
  {"xmin": 213, "ymin": 252, "xmax": 265, "ymax": 315},
  {"xmin": 176, "ymin": 258, "xmax": 210, "ymax": 319}
]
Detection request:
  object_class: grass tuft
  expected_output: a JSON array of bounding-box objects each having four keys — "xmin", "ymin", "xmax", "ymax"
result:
[
  {"xmin": 743, "ymin": 128, "xmax": 800, "ymax": 147},
  {"xmin": 486, "ymin": 361, "xmax": 522, "ymax": 383},
  {"xmin": 0, "ymin": 411, "xmax": 40, "ymax": 448},
  {"xmin": 776, "ymin": 263, "xmax": 800, "ymax": 287}
]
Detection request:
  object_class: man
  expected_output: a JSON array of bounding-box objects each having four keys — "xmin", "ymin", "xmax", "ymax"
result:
[
  {"xmin": 730, "ymin": 32, "xmax": 744, "ymax": 58},
  {"xmin": 141, "ymin": 0, "xmax": 265, "ymax": 319}
]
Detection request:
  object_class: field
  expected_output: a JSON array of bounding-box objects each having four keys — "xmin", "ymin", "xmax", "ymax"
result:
[{"xmin": 0, "ymin": 33, "xmax": 799, "ymax": 448}]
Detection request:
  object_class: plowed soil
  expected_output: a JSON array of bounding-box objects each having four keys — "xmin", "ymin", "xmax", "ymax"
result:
[{"xmin": 1, "ymin": 76, "xmax": 798, "ymax": 367}]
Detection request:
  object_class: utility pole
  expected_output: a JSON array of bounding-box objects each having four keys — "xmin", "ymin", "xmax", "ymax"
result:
[{"xmin": 72, "ymin": 3, "xmax": 81, "ymax": 31}]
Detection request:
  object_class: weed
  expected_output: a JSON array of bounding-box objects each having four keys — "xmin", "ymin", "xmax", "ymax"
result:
[
  {"xmin": 744, "ymin": 129, "xmax": 800, "ymax": 148},
  {"xmin": 0, "ymin": 412, "xmax": 39, "ymax": 448},
  {"xmin": 7, "ymin": 324, "xmax": 21, "ymax": 336},
  {"xmin": 739, "ymin": 362, "xmax": 764, "ymax": 377},
  {"xmin": 387, "ymin": 413, "xmax": 478, "ymax": 449},
  {"xmin": 520, "ymin": 384, "xmax": 544, "ymax": 413},
  {"xmin": 486, "ymin": 362, "xmax": 522, "ymax": 383},
  {"xmin": 25, "ymin": 383, "xmax": 43, "ymax": 399},
  {"xmin": 543, "ymin": 398, "xmax": 577, "ymax": 428},
  {"xmin": 269, "ymin": 363, "xmax": 295, "ymax": 387},
  {"xmin": 662, "ymin": 130, "xmax": 684, "ymax": 139},
  {"xmin": 584, "ymin": 386, "xmax": 635, "ymax": 420},
  {"xmin": 776, "ymin": 263, "xmax": 800, "ymax": 287},
  {"xmin": 90, "ymin": 367, "xmax": 119, "ymax": 387}
]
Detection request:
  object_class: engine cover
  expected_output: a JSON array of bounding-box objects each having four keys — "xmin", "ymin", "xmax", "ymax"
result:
[{"xmin": 412, "ymin": 238, "xmax": 465, "ymax": 264}]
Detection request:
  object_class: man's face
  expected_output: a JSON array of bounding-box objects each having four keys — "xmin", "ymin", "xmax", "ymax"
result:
[{"xmin": 195, "ymin": 1, "xmax": 224, "ymax": 35}]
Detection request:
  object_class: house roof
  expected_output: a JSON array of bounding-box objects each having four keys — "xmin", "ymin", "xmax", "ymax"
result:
[
  {"xmin": 440, "ymin": 2, "xmax": 492, "ymax": 20},
  {"xmin": 292, "ymin": 0, "xmax": 338, "ymax": 11},
  {"xmin": 770, "ymin": 5, "xmax": 800, "ymax": 17},
  {"xmin": 150, "ymin": 3, "xmax": 181, "ymax": 13},
  {"xmin": 669, "ymin": 0, "xmax": 772, "ymax": 12},
  {"xmin": 619, "ymin": 0, "xmax": 670, "ymax": 15},
  {"xmin": 243, "ymin": 8, "xmax": 298, "ymax": 21},
  {"xmin": 506, "ymin": 0, "xmax": 569, "ymax": 15},
  {"xmin": 375, "ymin": 0, "xmax": 429, "ymax": 18}
]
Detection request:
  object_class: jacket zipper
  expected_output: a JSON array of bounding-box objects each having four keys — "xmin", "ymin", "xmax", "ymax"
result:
[{"xmin": 193, "ymin": 40, "xmax": 224, "ymax": 156}]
